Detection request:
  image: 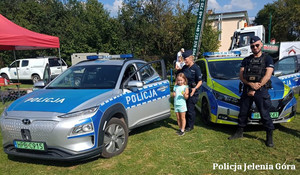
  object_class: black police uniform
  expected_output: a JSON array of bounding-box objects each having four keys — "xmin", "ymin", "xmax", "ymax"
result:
[
  {"xmin": 239, "ymin": 53, "xmax": 275, "ymax": 131},
  {"xmin": 180, "ymin": 64, "xmax": 202, "ymax": 130}
]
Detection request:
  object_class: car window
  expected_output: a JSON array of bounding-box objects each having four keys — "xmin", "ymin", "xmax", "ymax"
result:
[
  {"xmin": 274, "ymin": 56, "xmax": 296, "ymax": 75},
  {"xmin": 196, "ymin": 60, "xmax": 207, "ymax": 82},
  {"xmin": 238, "ymin": 32, "xmax": 255, "ymax": 47},
  {"xmin": 121, "ymin": 65, "xmax": 138, "ymax": 85},
  {"xmin": 136, "ymin": 63, "xmax": 155, "ymax": 83},
  {"xmin": 49, "ymin": 58, "xmax": 67, "ymax": 67},
  {"xmin": 47, "ymin": 65, "xmax": 121, "ymax": 89},
  {"xmin": 208, "ymin": 60, "xmax": 241, "ymax": 80},
  {"xmin": 21, "ymin": 60, "xmax": 29, "ymax": 67},
  {"xmin": 10, "ymin": 60, "xmax": 20, "ymax": 67}
]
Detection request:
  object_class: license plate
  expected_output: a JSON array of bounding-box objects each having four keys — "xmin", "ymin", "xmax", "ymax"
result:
[
  {"xmin": 14, "ymin": 140, "xmax": 46, "ymax": 151},
  {"xmin": 251, "ymin": 112, "xmax": 279, "ymax": 119}
]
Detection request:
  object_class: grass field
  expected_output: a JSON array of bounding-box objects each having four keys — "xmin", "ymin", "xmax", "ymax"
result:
[{"xmin": 0, "ymin": 90, "xmax": 299, "ymax": 175}]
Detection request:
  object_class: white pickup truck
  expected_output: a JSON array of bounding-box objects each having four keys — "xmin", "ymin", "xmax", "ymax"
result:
[{"xmin": 0, "ymin": 57, "xmax": 68, "ymax": 83}]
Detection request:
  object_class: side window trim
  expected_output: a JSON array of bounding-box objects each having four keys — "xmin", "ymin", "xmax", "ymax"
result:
[{"xmin": 122, "ymin": 60, "xmax": 166, "ymax": 89}]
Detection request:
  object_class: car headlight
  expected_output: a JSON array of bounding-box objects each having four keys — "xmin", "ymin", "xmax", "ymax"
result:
[
  {"xmin": 71, "ymin": 122, "xmax": 94, "ymax": 135},
  {"xmin": 282, "ymin": 90, "xmax": 294, "ymax": 105},
  {"xmin": 58, "ymin": 106, "xmax": 98, "ymax": 118},
  {"xmin": 214, "ymin": 90, "xmax": 239, "ymax": 106}
]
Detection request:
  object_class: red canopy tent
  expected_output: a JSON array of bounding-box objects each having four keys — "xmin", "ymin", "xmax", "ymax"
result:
[
  {"xmin": 0, "ymin": 14, "xmax": 60, "ymax": 50},
  {"xmin": 0, "ymin": 14, "xmax": 61, "ymax": 84}
]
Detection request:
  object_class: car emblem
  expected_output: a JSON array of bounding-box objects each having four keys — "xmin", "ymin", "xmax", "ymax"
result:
[{"xmin": 22, "ymin": 119, "xmax": 31, "ymax": 125}]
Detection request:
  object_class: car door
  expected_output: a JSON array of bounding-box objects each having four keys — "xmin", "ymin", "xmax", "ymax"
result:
[
  {"xmin": 48, "ymin": 58, "xmax": 67, "ymax": 78},
  {"xmin": 122, "ymin": 60, "xmax": 170, "ymax": 129},
  {"xmin": 8, "ymin": 60, "xmax": 20, "ymax": 79},
  {"xmin": 274, "ymin": 55, "xmax": 300, "ymax": 95},
  {"xmin": 18, "ymin": 60, "xmax": 30, "ymax": 79}
]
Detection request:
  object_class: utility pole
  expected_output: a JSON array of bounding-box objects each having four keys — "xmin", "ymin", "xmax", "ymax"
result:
[
  {"xmin": 268, "ymin": 13, "xmax": 272, "ymax": 43},
  {"xmin": 192, "ymin": 0, "xmax": 208, "ymax": 58}
]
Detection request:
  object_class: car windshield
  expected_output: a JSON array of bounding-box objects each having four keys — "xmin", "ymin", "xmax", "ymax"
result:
[
  {"xmin": 47, "ymin": 65, "xmax": 122, "ymax": 89},
  {"xmin": 208, "ymin": 60, "xmax": 242, "ymax": 80}
]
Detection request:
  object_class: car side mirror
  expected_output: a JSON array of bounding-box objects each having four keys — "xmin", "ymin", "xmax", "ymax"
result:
[
  {"xmin": 33, "ymin": 81, "xmax": 46, "ymax": 90},
  {"xmin": 127, "ymin": 80, "xmax": 143, "ymax": 88},
  {"xmin": 274, "ymin": 70, "xmax": 282, "ymax": 77},
  {"xmin": 127, "ymin": 80, "xmax": 143, "ymax": 91}
]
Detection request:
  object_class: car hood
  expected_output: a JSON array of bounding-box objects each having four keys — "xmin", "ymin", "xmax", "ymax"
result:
[
  {"xmin": 212, "ymin": 76, "xmax": 286, "ymax": 100},
  {"xmin": 7, "ymin": 89, "xmax": 112, "ymax": 113}
]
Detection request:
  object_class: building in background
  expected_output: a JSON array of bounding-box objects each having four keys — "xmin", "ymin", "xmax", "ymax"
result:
[{"xmin": 208, "ymin": 11, "xmax": 249, "ymax": 52}]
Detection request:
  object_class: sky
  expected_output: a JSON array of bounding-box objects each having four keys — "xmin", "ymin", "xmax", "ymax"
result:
[{"xmin": 99, "ymin": 0, "xmax": 276, "ymax": 21}]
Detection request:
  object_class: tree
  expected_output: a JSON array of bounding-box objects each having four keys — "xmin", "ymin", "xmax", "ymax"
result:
[
  {"xmin": 0, "ymin": 0, "xmax": 220, "ymax": 69},
  {"xmin": 254, "ymin": 0, "xmax": 300, "ymax": 42}
]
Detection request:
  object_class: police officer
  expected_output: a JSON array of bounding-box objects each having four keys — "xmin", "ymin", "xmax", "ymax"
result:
[
  {"xmin": 228, "ymin": 36, "xmax": 275, "ymax": 147},
  {"xmin": 180, "ymin": 50, "xmax": 202, "ymax": 132}
]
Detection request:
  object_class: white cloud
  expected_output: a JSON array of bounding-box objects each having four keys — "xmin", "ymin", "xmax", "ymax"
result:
[
  {"xmin": 104, "ymin": 0, "xmax": 123, "ymax": 17},
  {"xmin": 231, "ymin": 0, "xmax": 254, "ymax": 10},
  {"xmin": 208, "ymin": 0, "xmax": 254, "ymax": 13},
  {"xmin": 208, "ymin": 0, "xmax": 222, "ymax": 11},
  {"xmin": 223, "ymin": 4, "xmax": 233, "ymax": 11}
]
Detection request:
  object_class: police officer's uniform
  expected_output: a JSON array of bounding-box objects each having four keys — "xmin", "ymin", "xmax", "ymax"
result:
[
  {"xmin": 229, "ymin": 36, "xmax": 275, "ymax": 147},
  {"xmin": 180, "ymin": 62, "xmax": 202, "ymax": 130},
  {"xmin": 239, "ymin": 53, "xmax": 275, "ymax": 131}
]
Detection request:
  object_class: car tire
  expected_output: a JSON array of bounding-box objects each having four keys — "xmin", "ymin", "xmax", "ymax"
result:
[
  {"xmin": 101, "ymin": 118, "xmax": 128, "ymax": 158},
  {"xmin": 32, "ymin": 74, "xmax": 41, "ymax": 84},
  {"xmin": 1, "ymin": 73, "xmax": 10, "ymax": 81},
  {"xmin": 201, "ymin": 99, "xmax": 212, "ymax": 125}
]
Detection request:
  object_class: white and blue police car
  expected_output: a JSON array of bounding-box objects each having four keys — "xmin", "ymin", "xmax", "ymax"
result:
[{"xmin": 0, "ymin": 54, "xmax": 171, "ymax": 160}]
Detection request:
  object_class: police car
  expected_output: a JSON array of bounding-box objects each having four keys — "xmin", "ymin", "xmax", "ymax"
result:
[
  {"xmin": 195, "ymin": 52, "xmax": 297, "ymax": 125},
  {"xmin": 0, "ymin": 54, "xmax": 171, "ymax": 160},
  {"xmin": 274, "ymin": 54, "xmax": 300, "ymax": 98}
]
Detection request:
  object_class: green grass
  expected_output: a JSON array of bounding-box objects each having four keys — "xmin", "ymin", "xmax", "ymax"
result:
[{"xmin": 0, "ymin": 96, "xmax": 299, "ymax": 175}]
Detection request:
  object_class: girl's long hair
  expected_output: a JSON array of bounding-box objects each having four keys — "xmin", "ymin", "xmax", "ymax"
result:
[{"xmin": 176, "ymin": 73, "xmax": 188, "ymax": 85}]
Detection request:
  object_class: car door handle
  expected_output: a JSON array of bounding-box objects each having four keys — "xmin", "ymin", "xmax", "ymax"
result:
[
  {"xmin": 157, "ymin": 86, "xmax": 168, "ymax": 92},
  {"xmin": 57, "ymin": 67, "xmax": 61, "ymax": 69}
]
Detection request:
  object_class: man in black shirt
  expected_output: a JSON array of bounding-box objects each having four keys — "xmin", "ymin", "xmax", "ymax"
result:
[
  {"xmin": 180, "ymin": 50, "xmax": 202, "ymax": 131},
  {"xmin": 228, "ymin": 36, "xmax": 275, "ymax": 147}
]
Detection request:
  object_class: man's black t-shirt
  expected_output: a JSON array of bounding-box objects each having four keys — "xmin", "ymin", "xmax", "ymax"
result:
[
  {"xmin": 241, "ymin": 53, "xmax": 274, "ymax": 69},
  {"xmin": 241, "ymin": 53, "xmax": 274, "ymax": 89}
]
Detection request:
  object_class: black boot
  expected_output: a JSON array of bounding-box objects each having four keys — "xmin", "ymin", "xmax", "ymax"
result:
[
  {"xmin": 228, "ymin": 127, "xmax": 243, "ymax": 140},
  {"xmin": 266, "ymin": 130, "xmax": 274, "ymax": 147}
]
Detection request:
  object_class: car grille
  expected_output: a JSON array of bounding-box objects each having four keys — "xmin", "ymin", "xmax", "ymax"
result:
[
  {"xmin": 1, "ymin": 119, "xmax": 58, "ymax": 141},
  {"xmin": 251, "ymin": 99, "xmax": 282, "ymax": 113}
]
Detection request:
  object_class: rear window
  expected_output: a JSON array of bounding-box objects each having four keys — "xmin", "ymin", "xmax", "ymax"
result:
[{"xmin": 49, "ymin": 58, "xmax": 66, "ymax": 67}]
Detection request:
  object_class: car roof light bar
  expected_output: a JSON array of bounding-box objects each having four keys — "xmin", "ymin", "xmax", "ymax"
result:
[
  {"xmin": 87, "ymin": 54, "xmax": 133, "ymax": 60},
  {"xmin": 203, "ymin": 51, "xmax": 241, "ymax": 57}
]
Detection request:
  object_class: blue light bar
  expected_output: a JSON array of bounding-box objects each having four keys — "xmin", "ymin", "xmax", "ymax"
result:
[
  {"xmin": 87, "ymin": 55, "xmax": 99, "ymax": 60},
  {"xmin": 203, "ymin": 51, "xmax": 241, "ymax": 57},
  {"xmin": 120, "ymin": 54, "xmax": 133, "ymax": 58},
  {"xmin": 87, "ymin": 54, "xmax": 133, "ymax": 60}
]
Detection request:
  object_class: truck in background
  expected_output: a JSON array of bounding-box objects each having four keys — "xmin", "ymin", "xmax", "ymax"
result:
[
  {"xmin": 71, "ymin": 52, "xmax": 109, "ymax": 65},
  {"xmin": 0, "ymin": 57, "xmax": 67, "ymax": 83},
  {"xmin": 228, "ymin": 25, "xmax": 300, "ymax": 61}
]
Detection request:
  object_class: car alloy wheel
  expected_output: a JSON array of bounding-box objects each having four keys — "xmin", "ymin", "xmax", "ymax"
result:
[
  {"xmin": 101, "ymin": 118, "xmax": 128, "ymax": 158},
  {"xmin": 32, "ymin": 75, "xmax": 41, "ymax": 84},
  {"xmin": 201, "ymin": 99, "xmax": 212, "ymax": 125}
]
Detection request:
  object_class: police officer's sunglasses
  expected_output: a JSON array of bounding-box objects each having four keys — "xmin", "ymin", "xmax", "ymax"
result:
[{"xmin": 250, "ymin": 44, "xmax": 260, "ymax": 49}]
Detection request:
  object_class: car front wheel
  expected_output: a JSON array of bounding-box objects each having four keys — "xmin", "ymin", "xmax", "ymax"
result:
[
  {"xmin": 1, "ymin": 73, "xmax": 9, "ymax": 81},
  {"xmin": 201, "ymin": 99, "xmax": 212, "ymax": 125},
  {"xmin": 101, "ymin": 118, "xmax": 128, "ymax": 158}
]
